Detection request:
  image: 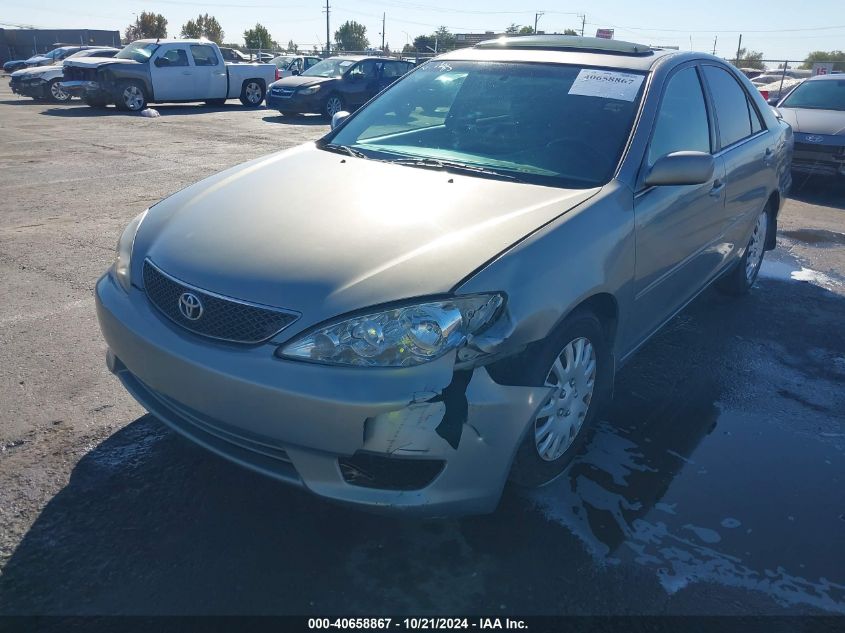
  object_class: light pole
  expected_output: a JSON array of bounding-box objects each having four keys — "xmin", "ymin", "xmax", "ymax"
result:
[{"xmin": 534, "ymin": 12, "xmax": 544, "ymax": 34}]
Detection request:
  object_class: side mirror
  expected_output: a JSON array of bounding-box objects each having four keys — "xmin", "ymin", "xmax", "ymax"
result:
[
  {"xmin": 645, "ymin": 151, "xmax": 715, "ymax": 187},
  {"xmin": 154, "ymin": 57, "xmax": 166, "ymax": 67},
  {"xmin": 331, "ymin": 110, "xmax": 351, "ymax": 130},
  {"xmin": 291, "ymin": 69, "xmax": 300, "ymax": 76},
  {"xmin": 767, "ymin": 96, "xmax": 780, "ymax": 106}
]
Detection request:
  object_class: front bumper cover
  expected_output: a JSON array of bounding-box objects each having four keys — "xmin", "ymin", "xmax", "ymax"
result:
[{"xmin": 95, "ymin": 273, "xmax": 548, "ymax": 515}]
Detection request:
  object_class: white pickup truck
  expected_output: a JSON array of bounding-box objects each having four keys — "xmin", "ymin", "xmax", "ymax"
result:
[{"xmin": 60, "ymin": 39, "xmax": 276, "ymax": 111}]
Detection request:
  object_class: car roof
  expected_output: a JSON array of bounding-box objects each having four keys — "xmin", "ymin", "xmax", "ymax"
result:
[
  {"xmin": 438, "ymin": 35, "xmax": 680, "ymax": 72},
  {"xmin": 133, "ymin": 38, "xmax": 213, "ymax": 46},
  {"xmin": 806, "ymin": 73, "xmax": 845, "ymax": 81}
]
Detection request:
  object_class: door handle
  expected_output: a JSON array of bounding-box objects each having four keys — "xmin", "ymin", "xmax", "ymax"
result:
[
  {"xmin": 182, "ymin": 71, "xmax": 192, "ymax": 76},
  {"xmin": 709, "ymin": 179, "xmax": 725, "ymax": 197},
  {"xmin": 763, "ymin": 148, "xmax": 774, "ymax": 165}
]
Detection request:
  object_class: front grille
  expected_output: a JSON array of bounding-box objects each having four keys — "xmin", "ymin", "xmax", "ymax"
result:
[
  {"xmin": 142, "ymin": 259, "xmax": 299, "ymax": 344},
  {"xmin": 63, "ymin": 66, "xmax": 97, "ymax": 82}
]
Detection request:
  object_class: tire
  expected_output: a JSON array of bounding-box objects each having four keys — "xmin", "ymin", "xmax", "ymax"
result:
[
  {"xmin": 46, "ymin": 78, "xmax": 71, "ymax": 103},
  {"xmin": 239, "ymin": 80, "xmax": 265, "ymax": 106},
  {"xmin": 205, "ymin": 98, "xmax": 227, "ymax": 107},
  {"xmin": 114, "ymin": 81, "xmax": 147, "ymax": 112},
  {"xmin": 716, "ymin": 205, "xmax": 770, "ymax": 296},
  {"xmin": 322, "ymin": 94, "xmax": 344, "ymax": 120},
  {"xmin": 507, "ymin": 311, "xmax": 612, "ymax": 488}
]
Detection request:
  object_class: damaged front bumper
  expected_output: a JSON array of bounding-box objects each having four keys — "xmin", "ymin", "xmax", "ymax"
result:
[
  {"xmin": 9, "ymin": 77, "xmax": 47, "ymax": 98},
  {"xmin": 95, "ymin": 273, "xmax": 548, "ymax": 516},
  {"xmin": 59, "ymin": 79, "xmax": 103, "ymax": 99}
]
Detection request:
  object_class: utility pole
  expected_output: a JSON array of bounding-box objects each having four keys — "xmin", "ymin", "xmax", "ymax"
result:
[
  {"xmin": 381, "ymin": 12, "xmax": 385, "ymax": 52},
  {"xmin": 735, "ymin": 34, "xmax": 742, "ymax": 65},
  {"xmin": 534, "ymin": 12, "xmax": 543, "ymax": 34},
  {"xmin": 324, "ymin": 0, "xmax": 331, "ymax": 56},
  {"xmin": 579, "ymin": 14, "xmax": 586, "ymax": 37},
  {"xmin": 712, "ymin": 35, "xmax": 717, "ymax": 56}
]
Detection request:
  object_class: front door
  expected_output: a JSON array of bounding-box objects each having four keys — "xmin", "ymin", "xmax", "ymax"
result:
[
  {"xmin": 151, "ymin": 45, "xmax": 195, "ymax": 101},
  {"xmin": 343, "ymin": 59, "xmax": 379, "ymax": 107},
  {"xmin": 628, "ymin": 65, "xmax": 727, "ymax": 346}
]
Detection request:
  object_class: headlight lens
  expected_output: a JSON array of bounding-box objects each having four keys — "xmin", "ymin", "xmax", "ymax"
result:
[
  {"xmin": 299, "ymin": 85, "xmax": 321, "ymax": 95},
  {"xmin": 278, "ymin": 294, "xmax": 504, "ymax": 367},
  {"xmin": 112, "ymin": 210, "xmax": 147, "ymax": 292}
]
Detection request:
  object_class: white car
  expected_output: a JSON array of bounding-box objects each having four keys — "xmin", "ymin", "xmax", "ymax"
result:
[
  {"xmin": 269, "ymin": 54, "xmax": 322, "ymax": 81},
  {"xmin": 9, "ymin": 48, "xmax": 120, "ymax": 102},
  {"xmin": 61, "ymin": 39, "xmax": 276, "ymax": 111}
]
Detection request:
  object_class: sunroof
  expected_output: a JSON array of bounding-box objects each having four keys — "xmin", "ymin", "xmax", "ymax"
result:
[{"xmin": 476, "ymin": 35, "xmax": 654, "ymax": 56}]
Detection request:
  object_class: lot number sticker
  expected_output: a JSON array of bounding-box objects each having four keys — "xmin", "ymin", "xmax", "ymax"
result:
[{"xmin": 568, "ymin": 69, "xmax": 644, "ymax": 101}]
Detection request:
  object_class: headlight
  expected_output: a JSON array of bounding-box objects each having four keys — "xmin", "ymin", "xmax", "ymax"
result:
[
  {"xmin": 299, "ymin": 85, "xmax": 321, "ymax": 95},
  {"xmin": 278, "ymin": 294, "xmax": 505, "ymax": 367},
  {"xmin": 111, "ymin": 210, "xmax": 147, "ymax": 292}
]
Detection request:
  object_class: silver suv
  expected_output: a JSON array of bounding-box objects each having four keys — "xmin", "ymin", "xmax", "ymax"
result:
[{"xmin": 96, "ymin": 36, "xmax": 793, "ymax": 515}]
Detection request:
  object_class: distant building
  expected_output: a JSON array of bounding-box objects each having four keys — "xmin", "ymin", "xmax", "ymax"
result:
[{"xmin": 0, "ymin": 29, "xmax": 121, "ymax": 65}]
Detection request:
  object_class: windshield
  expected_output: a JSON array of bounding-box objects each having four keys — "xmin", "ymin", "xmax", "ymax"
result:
[
  {"xmin": 116, "ymin": 42, "xmax": 159, "ymax": 63},
  {"xmin": 780, "ymin": 79, "xmax": 845, "ymax": 111},
  {"xmin": 326, "ymin": 61, "xmax": 646, "ymax": 188},
  {"xmin": 272, "ymin": 56, "xmax": 295, "ymax": 69},
  {"xmin": 302, "ymin": 58, "xmax": 355, "ymax": 78}
]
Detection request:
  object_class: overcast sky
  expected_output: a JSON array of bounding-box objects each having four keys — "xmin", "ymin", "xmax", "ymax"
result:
[{"xmin": 3, "ymin": 0, "xmax": 844, "ymax": 62}]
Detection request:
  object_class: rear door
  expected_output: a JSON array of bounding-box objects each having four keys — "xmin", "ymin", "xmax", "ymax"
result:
[
  {"xmin": 700, "ymin": 65, "xmax": 772, "ymax": 256},
  {"xmin": 629, "ymin": 64, "xmax": 727, "ymax": 345},
  {"xmin": 190, "ymin": 44, "xmax": 227, "ymax": 99},
  {"xmin": 151, "ymin": 45, "xmax": 194, "ymax": 100}
]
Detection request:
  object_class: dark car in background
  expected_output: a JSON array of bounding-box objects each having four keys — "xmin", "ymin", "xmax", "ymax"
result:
[
  {"xmin": 266, "ymin": 56, "xmax": 414, "ymax": 118},
  {"xmin": 776, "ymin": 74, "xmax": 845, "ymax": 178},
  {"xmin": 3, "ymin": 46, "xmax": 87, "ymax": 74}
]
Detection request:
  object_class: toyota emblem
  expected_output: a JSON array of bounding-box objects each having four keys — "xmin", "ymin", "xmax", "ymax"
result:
[{"xmin": 178, "ymin": 292, "xmax": 204, "ymax": 321}]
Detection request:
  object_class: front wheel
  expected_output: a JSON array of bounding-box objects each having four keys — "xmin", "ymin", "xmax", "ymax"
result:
[
  {"xmin": 114, "ymin": 81, "xmax": 147, "ymax": 112},
  {"xmin": 507, "ymin": 311, "xmax": 612, "ymax": 487},
  {"xmin": 716, "ymin": 207, "xmax": 769, "ymax": 296},
  {"xmin": 47, "ymin": 79, "xmax": 72, "ymax": 103},
  {"xmin": 239, "ymin": 80, "xmax": 265, "ymax": 106},
  {"xmin": 322, "ymin": 94, "xmax": 344, "ymax": 120}
]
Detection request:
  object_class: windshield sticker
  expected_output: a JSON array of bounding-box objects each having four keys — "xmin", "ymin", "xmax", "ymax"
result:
[{"xmin": 568, "ymin": 69, "xmax": 644, "ymax": 101}]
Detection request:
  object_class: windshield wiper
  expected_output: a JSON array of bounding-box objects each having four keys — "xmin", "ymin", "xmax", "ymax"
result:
[
  {"xmin": 386, "ymin": 157, "xmax": 524, "ymax": 182},
  {"xmin": 320, "ymin": 143, "xmax": 368, "ymax": 159}
]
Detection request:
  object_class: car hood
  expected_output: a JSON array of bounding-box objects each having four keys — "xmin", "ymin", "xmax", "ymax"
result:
[
  {"xmin": 270, "ymin": 75, "xmax": 335, "ymax": 89},
  {"xmin": 64, "ymin": 57, "xmax": 138, "ymax": 69},
  {"xmin": 778, "ymin": 107, "xmax": 845, "ymax": 135},
  {"xmin": 11, "ymin": 65, "xmax": 55, "ymax": 78},
  {"xmin": 136, "ymin": 144, "xmax": 598, "ymax": 326}
]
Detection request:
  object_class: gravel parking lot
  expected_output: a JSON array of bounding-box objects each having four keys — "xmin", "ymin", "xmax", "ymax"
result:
[{"xmin": 0, "ymin": 84, "xmax": 843, "ymax": 617}]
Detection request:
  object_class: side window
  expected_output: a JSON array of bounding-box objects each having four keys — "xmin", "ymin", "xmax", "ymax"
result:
[
  {"xmin": 306, "ymin": 57, "xmax": 319, "ymax": 69},
  {"xmin": 702, "ymin": 65, "xmax": 755, "ymax": 148},
  {"xmin": 350, "ymin": 60, "xmax": 377, "ymax": 79},
  {"xmin": 749, "ymin": 99, "xmax": 763, "ymax": 134},
  {"xmin": 648, "ymin": 67, "xmax": 711, "ymax": 166},
  {"xmin": 381, "ymin": 61, "xmax": 404, "ymax": 79},
  {"xmin": 158, "ymin": 48, "xmax": 189, "ymax": 67},
  {"xmin": 190, "ymin": 45, "xmax": 219, "ymax": 67}
]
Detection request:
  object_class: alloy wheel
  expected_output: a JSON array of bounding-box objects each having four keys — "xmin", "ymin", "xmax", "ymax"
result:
[
  {"xmin": 533, "ymin": 337, "xmax": 597, "ymax": 462},
  {"xmin": 123, "ymin": 85, "xmax": 144, "ymax": 111},
  {"xmin": 326, "ymin": 96, "xmax": 342, "ymax": 116},
  {"xmin": 245, "ymin": 82, "xmax": 262, "ymax": 104},
  {"xmin": 50, "ymin": 81, "xmax": 70, "ymax": 102}
]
